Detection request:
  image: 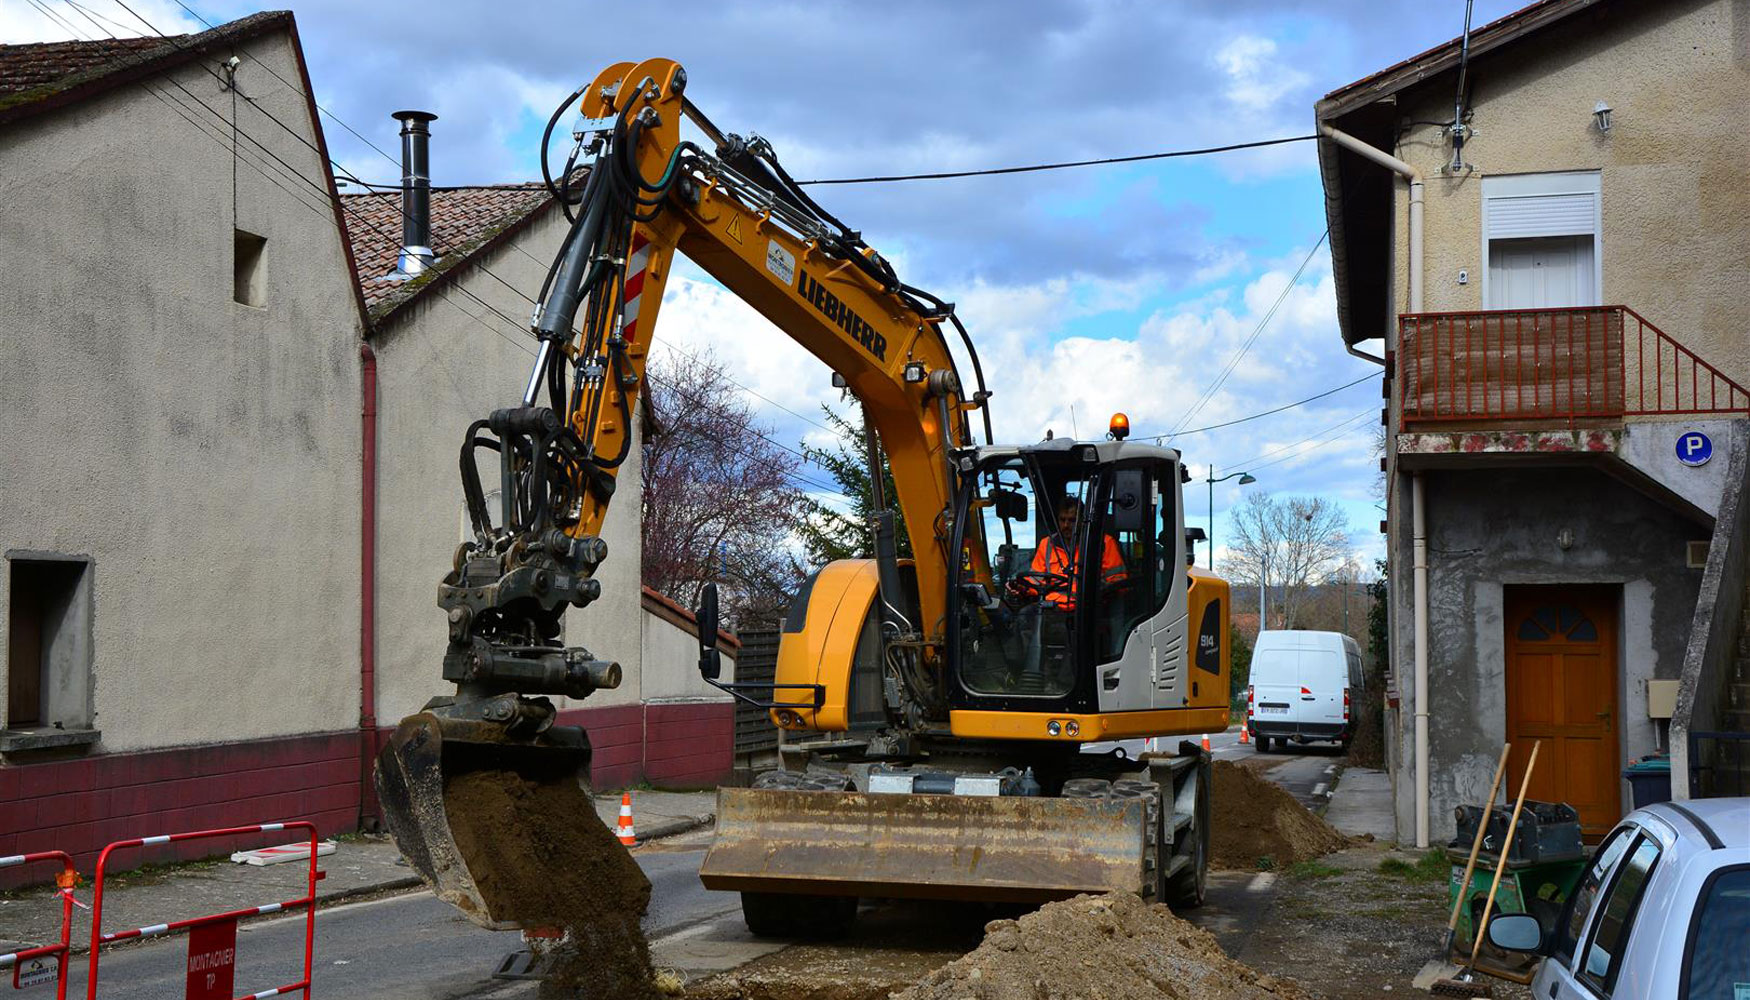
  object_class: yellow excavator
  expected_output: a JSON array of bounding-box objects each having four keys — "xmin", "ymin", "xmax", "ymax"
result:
[{"xmin": 375, "ymin": 58, "xmax": 1231, "ymax": 940}]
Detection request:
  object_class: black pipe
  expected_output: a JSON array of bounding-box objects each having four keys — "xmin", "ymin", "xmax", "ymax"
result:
[{"xmin": 393, "ymin": 110, "xmax": 438, "ymax": 269}]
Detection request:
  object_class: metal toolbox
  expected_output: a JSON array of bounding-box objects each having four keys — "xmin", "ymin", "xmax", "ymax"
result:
[{"xmin": 1452, "ymin": 800, "xmax": 1584, "ymax": 865}]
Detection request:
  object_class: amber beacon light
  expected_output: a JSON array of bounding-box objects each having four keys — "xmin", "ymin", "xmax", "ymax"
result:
[{"xmin": 1108, "ymin": 412, "xmax": 1130, "ymax": 440}]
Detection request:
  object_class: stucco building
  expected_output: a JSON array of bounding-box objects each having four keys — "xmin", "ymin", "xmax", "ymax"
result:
[
  {"xmin": 1, "ymin": 12, "xmax": 736, "ymax": 876},
  {"xmin": 1316, "ymin": 0, "xmax": 1750, "ymax": 846}
]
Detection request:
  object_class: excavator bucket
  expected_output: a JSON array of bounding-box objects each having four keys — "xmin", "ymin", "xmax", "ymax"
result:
[
  {"xmin": 699, "ymin": 788, "xmax": 1147, "ymax": 903},
  {"xmin": 375, "ymin": 711, "xmax": 629, "ymax": 930}
]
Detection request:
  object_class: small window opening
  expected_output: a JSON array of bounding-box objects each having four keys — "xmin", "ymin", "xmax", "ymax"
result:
[
  {"xmin": 234, "ymin": 229, "xmax": 266, "ymax": 306},
  {"xmin": 6, "ymin": 558, "xmax": 92, "ymax": 731}
]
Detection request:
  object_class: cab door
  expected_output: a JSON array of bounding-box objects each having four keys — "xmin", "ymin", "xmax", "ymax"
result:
[{"xmin": 1088, "ymin": 459, "xmax": 1185, "ymax": 713}]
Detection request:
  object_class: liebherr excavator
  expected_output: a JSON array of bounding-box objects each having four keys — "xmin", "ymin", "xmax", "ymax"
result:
[{"xmin": 375, "ymin": 58, "xmax": 1232, "ymax": 940}]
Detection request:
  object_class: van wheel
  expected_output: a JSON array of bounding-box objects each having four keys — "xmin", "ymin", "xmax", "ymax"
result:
[{"xmin": 1255, "ymin": 735, "xmax": 1271, "ymax": 752}]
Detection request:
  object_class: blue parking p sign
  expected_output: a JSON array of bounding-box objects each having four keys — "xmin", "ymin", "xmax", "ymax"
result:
[{"xmin": 1677, "ymin": 431, "xmax": 1713, "ymax": 467}]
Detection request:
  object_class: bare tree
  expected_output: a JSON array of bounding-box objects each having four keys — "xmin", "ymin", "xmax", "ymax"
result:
[
  {"xmin": 1226, "ymin": 493, "xmax": 1352, "ymax": 630},
  {"xmin": 640, "ymin": 350, "xmax": 806, "ymax": 631}
]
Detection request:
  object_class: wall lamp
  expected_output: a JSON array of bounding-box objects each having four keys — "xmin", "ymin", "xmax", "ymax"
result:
[{"xmin": 1593, "ymin": 100, "xmax": 1613, "ymax": 133}]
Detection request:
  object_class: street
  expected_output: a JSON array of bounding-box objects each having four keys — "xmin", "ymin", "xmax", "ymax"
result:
[{"xmin": 51, "ymin": 731, "xmax": 1347, "ymax": 999}]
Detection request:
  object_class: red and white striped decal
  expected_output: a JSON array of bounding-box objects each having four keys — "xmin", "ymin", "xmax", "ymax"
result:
[{"xmin": 621, "ymin": 231, "xmax": 654, "ymax": 342}]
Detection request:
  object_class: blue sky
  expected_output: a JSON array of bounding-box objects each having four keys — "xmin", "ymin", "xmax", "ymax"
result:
[{"xmin": 3, "ymin": 0, "xmax": 1535, "ymax": 577}]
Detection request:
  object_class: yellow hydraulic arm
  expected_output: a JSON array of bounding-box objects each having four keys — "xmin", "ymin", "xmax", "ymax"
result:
[{"xmin": 545, "ymin": 58, "xmax": 985, "ymax": 672}]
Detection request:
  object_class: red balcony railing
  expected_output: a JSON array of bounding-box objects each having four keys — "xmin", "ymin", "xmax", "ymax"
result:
[{"xmin": 1398, "ymin": 305, "xmax": 1750, "ymax": 428}]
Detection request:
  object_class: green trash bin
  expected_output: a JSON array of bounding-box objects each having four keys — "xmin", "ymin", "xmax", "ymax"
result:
[{"xmin": 1623, "ymin": 753, "xmax": 1672, "ymax": 809}]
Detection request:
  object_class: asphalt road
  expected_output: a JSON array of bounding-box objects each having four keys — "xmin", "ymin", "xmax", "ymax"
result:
[
  {"xmin": 52, "ymin": 840, "xmax": 730, "ymax": 1000},
  {"xmin": 56, "ymin": 734, "xmax": 1346, "ymax": 998}
]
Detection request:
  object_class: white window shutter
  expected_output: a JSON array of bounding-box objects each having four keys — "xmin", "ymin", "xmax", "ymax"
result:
[{"xmin": 1486, "ymin": 192, "xmax": 1598, "ymax": 239}]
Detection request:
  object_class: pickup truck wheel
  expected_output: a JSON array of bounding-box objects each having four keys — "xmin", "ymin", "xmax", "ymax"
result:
[{"xmin": 740, "ymin": 892, "xmax": 857, "ymax": 939}]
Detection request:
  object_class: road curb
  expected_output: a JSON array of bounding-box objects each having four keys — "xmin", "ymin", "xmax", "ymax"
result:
[{"xmin": 635, "ymin": 813, "xmax": 713, "ymax": 844}]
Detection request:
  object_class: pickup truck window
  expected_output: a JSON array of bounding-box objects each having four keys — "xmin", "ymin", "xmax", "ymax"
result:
[
  {"xmin": 1554, "ymin": 828, "xmax": 1633, "ymax": 967},
  {"xmin": 1682, "ymin": 865, "xmax": 1750, "ymax": 1000},
  {"xmin": 1578, "ymin": 834, "xmax": 1660, "ymax": 994}
]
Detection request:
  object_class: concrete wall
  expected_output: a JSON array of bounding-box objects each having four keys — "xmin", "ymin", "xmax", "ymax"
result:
[
  {"xmin": 369, "ymin": 204, "xmax": 646, "ymax": 726},
  {"xmin": 1619, "ymin": 417, "xmax": 1740, "ymax": 518},
  {"xmin": 1388, "ymin": 467, "xmax": 1708, "ymax": 841},
  {"xmin": 641, "ymin": 602, "xmax": 737, "ymax": 701},
  {"xmin": 0, "ymin": 32, "xmax": 363, "ymax": 752},
  {"xmin": 1388, "ymin": 0, "xmax": 1750, "ymax": 384}
]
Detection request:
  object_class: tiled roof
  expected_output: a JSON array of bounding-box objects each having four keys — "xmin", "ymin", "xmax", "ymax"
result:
[
  {"xmin": 0, "ymin": 36, "xmax": 166, "ymax": 96},
  {"xmin": 342, "ymin": 183, "xmax": 555, "ymax": 316},
  {"xmin": 0, "ymin": 11, "xmax": 291, "ymax": 127}
]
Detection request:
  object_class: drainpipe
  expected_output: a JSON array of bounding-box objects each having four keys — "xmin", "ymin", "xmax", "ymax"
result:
[
  {"xmin": 1319, "ymin": 124, "xmax": 1430, "ymax": 847},
  {"xmin": 358, "ymin": 342, "xmax": 380, "ymax": 830}
]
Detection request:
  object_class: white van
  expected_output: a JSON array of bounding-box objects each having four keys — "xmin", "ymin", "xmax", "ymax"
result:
[{"xmin": 1245, "ymin": 630, "xmax": 1363, "ymax": 752}]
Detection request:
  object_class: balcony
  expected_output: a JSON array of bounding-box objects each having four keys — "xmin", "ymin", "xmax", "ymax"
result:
[{"xmin": 1397, "ymin": 305, "xmax": 1748, "ymax": 431}]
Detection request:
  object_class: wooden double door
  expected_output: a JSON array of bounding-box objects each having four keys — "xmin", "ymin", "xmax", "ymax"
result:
[{"xmin": 1503, "ymin": 586, "xmax": 1620, "ymax": 839}]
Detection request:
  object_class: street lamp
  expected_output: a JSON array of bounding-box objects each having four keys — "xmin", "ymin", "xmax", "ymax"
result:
[{"xmin": 1205, "ymin": 470, "xmax": 1256, "ymax": 570}]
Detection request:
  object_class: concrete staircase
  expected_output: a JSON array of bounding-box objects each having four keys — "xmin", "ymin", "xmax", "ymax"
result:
[{"xmin": 1719, "ymin": 598, "xmax": 1750, "ymax": 795}]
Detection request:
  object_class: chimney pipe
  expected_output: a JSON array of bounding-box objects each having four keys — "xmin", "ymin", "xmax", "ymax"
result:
[{"xmin": 391, "ymin": 110, "xmax": 437, "ymax": 277}]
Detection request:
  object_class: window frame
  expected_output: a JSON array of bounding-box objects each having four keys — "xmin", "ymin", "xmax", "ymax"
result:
[
  {"xmin": 1479, "ymin": 170, "xmax": 1603, "ymax": 310},
  {"xmin": 1553, "ymin": 825, "xmax": 1635, "ymax": 968},
  {"xmin": 1576, "ymin": 832, "xmax": 1663, "ymax": 995}
]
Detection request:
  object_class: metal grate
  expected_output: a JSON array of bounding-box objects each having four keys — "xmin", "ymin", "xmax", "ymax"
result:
[{"xmin": 733, "ymin": 628, "xmax": 781, "ymax": 754}]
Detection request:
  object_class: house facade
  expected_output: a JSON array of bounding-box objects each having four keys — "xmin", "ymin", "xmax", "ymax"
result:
[
  {"xmin": 1317, "ymin": 0, "xmax": 1750, "ymax": 845},
  {"xmin": 1, "ymin": 12, "xmax": 738, "ymax": 879}
]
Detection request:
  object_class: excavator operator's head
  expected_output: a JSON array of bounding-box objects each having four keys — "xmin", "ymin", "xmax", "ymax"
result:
[{"xmin": 1054, "ymin": 496, "xmax": 1082, "ymax": 534}]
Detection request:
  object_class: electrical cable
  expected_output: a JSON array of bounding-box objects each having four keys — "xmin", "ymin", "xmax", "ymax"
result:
[
  {"xmin": 1141, "ymin": 371, "xmax": 1379, "ymax": 441},
  {"xmin": 1219, "ymin": 410, "xmax": 1374, "ymax": 475},
  {"xmin": 1168, "ymin": 231, "xmax": 1328, "ymax": 434},
  {"xmin": 797, "ymin": 134, "xmax": 1317, "ymax": 186}
]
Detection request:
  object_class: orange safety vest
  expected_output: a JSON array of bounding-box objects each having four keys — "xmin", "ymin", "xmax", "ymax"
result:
[{"xmin": 1031, "ymin": 534, "xmax": 1127, "ymax": 608}]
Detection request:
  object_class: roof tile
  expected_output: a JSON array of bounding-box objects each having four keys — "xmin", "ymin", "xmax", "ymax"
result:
[{"xmin": 342, "ymin": 184, "xmax": 553, "ymax": 310}]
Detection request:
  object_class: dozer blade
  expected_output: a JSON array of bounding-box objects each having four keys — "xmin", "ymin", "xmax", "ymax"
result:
[
  {"xmin": 700, "ymin": 787, "xmax": 1147, "ymax": 903},
  {"xmin": 375, "ymin": 711, "xmax": 643, "ymax": 930}
]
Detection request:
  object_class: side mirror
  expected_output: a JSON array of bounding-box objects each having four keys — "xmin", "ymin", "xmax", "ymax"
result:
[
  {"xmin": 989, "ymin": 487, "xmax": 1027, "ymax": 522},
  {"xmin": 696, "ymin": 583, "xmax": 723, "ymax": 681},
  {"xmin": 1484, "ymin": 913, "xmax": 1544, "ymax": 954}
]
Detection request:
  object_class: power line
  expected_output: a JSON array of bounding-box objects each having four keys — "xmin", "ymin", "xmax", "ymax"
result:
[
  {"xmin": 1221, "ymin": 410, "xmax": 1374, "ymax": 475},
  {"xmin": 796, "ymin": 134, "xmax": 1317, "ymax": 186},
  {"xmin": 1168, "ymin": 231, "xmax": 1328, "ymax": 436},
  {"xmin": 1145, "ymin": 371, "xmax": 1379, "ymax": 440}
]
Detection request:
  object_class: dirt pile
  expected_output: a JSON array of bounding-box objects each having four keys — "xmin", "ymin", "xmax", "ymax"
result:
[
  {"xmin": 444, "ymin": 768, "xmax": 659, "ymax": 999},
  {"xmin": 1210, "ymin": 760, "xmax": 1351, "ymax": 870},
  {"xmin": 892, "ymin": 892, "xmax": 1309, "ymax": 1000}
]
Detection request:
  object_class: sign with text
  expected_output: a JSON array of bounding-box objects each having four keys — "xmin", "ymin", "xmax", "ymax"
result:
[
  {"xmin": 1677, "ymin": 430, "xmax": 1713, "ymax": 467},
  {"xmin": 11, "ymin": 955, "xmax": 57, "ymax": 989},
  {"xmin": 185, "ymin": 919, "xmax": 237, "ymax": 1000}
]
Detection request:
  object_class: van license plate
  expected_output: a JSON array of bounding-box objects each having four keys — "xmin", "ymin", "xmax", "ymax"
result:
[{"xmin": 1256, "ymin": 705, "xmax": 1288, "ymax": 715}]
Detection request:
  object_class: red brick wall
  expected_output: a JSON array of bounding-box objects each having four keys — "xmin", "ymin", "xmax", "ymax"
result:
[
  {"xmin": 0, "ymin": 701, "xmax": 734, "ymax": 887},
  {"xmin": 561, "ymin": 701, "xmax": 734, "ymax": 790},
  {"xmin": 643, "ymin": 702, "xmax": 734, "ymax": 788},
  {"xmin": 0, "ymin": 731, "xmax": 362, "ymax": 887}
]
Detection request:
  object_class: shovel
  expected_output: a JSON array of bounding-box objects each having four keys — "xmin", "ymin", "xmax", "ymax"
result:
[{"xmin": 1431, "ymin": 740, "xmax": 1541, "ymax": 998}]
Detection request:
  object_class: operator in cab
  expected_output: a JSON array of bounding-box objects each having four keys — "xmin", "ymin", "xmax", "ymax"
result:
[
  {"xmin": 1006, "ymin": 496, "xmax": 1127, "ymax": 681},
  {"xmin": 1012, "ymin": 496, "xmax": 1127, "ymax": 609}
]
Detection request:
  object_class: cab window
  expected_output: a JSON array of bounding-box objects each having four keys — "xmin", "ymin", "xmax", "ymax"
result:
[
  {"xmin": 1092, "ymin": 461, "xmax": 1174, "ymax": 663},
  {"xmin": 1554, "ymin": 828, "xmax": 1633, "ymax": 966},
  {"xmin": 1578, "ymin": 834, "xmax": 1660, "ymax": 995},
  {"xmin": 1682, "ymin": 865, "xmax": 1750, "ymax": 999}
]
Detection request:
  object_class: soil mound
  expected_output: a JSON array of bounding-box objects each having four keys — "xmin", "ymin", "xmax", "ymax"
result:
[
  {"xmin": 1211, "ymin": 760, "xmax": 1351, "ymax": 870},
  {"xmin": 444, "ymin": 768, "xmax": 659, "ymax": 999},
  {"xmin": 893, "ymin": 892, "xmax": 1309, "ymax": 1000}
]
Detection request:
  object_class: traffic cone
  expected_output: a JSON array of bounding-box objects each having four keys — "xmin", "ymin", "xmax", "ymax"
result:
[
  {"xmin": 616, "ymin": 792, "xmax": 637, "ymax": 846},
  {"xmin": 1201, "ymin": 734, "xmax": 1212, "ymax": 753},
  {"xmin": 1239, "ymin": 726, "xmax": 1250, "ymax": 745}
]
